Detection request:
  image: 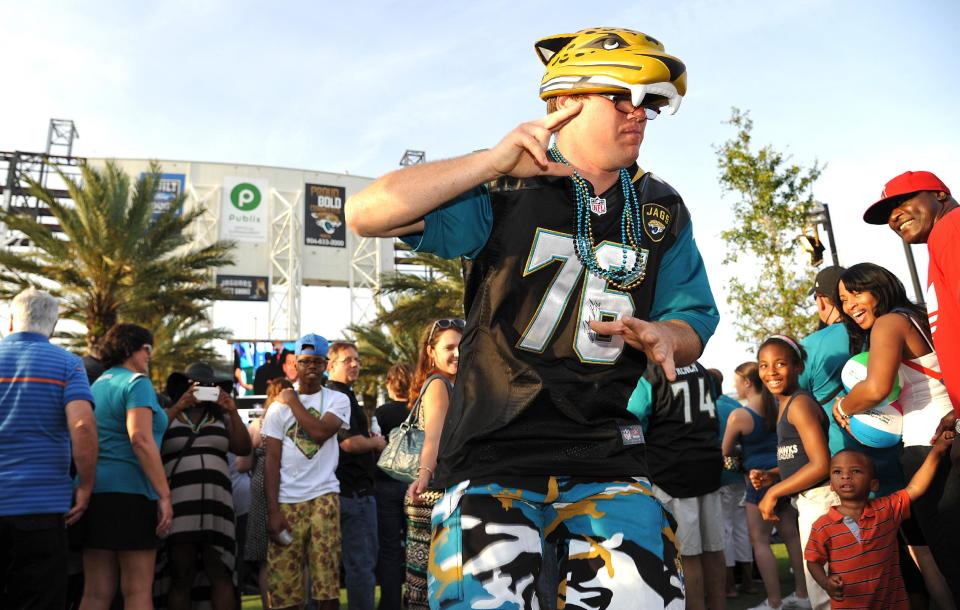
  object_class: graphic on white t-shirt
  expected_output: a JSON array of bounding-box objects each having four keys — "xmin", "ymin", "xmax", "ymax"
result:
[{"xmin": 286, "ymin": 407, "xmax": 324, "ymax": 458}]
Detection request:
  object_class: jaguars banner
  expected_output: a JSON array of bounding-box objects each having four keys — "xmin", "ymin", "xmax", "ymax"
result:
[
  {"xmin": 304, "ymin": 183, "xmax": 346, "ymax": 248},
  {"xmin": 221, "ymin": 177, "xmax": 268, "ymax": 243}
]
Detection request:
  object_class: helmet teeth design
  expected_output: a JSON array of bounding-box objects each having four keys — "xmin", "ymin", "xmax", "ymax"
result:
[{"xmin": 535, "ymin": 27, "xmax": 687, "ymax": 114}]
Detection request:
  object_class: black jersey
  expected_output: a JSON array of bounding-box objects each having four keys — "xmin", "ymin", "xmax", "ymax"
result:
[
  {"xmin": 642, "ymin": 362, "xmax": 722, "ymax": 498},
  {"xmin": 432, "ymin": 167, "xmax": 698, "ymax": 486}
]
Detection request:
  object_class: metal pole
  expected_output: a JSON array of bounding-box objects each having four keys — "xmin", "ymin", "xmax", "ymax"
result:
[
  {"xmin": 903, "ymin": 241, "xmax": 925, "ymax": 306},
  {"xmin": 821, "ymin": 204, "xmax": 840, "ymax": 267}
]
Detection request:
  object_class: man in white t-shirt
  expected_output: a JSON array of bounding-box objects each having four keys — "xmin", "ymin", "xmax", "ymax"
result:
[{"xmin": 262, "ymin": 333, "xmax": 350, "ymax": 610}]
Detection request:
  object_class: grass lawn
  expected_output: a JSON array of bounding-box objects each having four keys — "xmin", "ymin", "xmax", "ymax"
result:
[{"xmin": 242, "ymin": 544, "xmax": 798, "ymax": 609}]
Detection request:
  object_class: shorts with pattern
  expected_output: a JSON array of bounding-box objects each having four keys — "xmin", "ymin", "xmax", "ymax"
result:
[
  {"xmin": 428, "ymin": 477, "xmax": 685, "ymax": 610},
  {"xmin": 266, "ymin": 493, "xmax": 340, "ymax": 608}
]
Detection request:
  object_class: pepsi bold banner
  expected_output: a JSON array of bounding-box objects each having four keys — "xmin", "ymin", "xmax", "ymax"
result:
[
  {"xmin": 221, "ymin": 177, "xmax": 268, "ymax": 243},
  {"xmin": 304, "ymin": 183, "xmax": 346, "ymax": 248}
]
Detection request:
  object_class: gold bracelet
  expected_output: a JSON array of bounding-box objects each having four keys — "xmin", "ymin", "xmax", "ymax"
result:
[
  {"xmin": 837, "ymin": 398, "xmax": 850, "ymax": 420},
  {"xmin": 418, "ymin": 466, "xmax": 434, "ymax": 475}
]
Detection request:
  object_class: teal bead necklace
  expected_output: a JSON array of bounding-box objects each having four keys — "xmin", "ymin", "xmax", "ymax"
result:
[{"xmin": 548, "ymin": 145, "xmax": 646, "ymax": 290}]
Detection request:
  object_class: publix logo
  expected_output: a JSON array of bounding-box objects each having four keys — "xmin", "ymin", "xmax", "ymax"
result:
[{"xmin": 230, "ymin": 183, "xmax": 262, "ymax": 212}]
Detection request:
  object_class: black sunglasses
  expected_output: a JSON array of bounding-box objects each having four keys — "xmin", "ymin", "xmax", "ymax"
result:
[{"xmin": 428, "ymin": 318, "xmax": 465, "ymax": 343}]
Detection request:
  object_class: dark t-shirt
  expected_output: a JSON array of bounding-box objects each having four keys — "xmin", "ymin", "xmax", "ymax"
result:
[
  {"xmin": 328, "ymin": 380, "xmax": 376, "ymax": 496},
  {"xmin": 375, "ymin": 399, "xmax": 409, "ymax": 437},
  {"xmin": 374, "ymin": 399, "xmax": 410, "ymax": 482},
  {"xmin": 632, "ymin": 361, "xmax": 722, "ymax": 498}
]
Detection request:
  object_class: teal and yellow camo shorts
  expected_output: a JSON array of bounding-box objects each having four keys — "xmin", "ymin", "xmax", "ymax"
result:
[{"xmin": 428, "ymin": 477, "xmax": 684, "ymax": 610}]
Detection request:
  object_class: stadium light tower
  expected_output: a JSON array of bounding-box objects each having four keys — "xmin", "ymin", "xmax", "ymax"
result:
[{"xmin": 400, "ymin": 150, "xmax": 425, "ymax": 166}]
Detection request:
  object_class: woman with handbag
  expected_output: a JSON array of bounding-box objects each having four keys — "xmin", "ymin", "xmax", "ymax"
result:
[{"xmin": 404, "ymin": 318, "xmax": 463, "ymax": 610}]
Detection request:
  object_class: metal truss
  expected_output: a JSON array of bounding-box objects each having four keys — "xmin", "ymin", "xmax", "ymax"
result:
[
  {"xmin": 0, "ymin": 150, "xmax": 83, "ymax": 247},
  {"xmin": 46, "ymin": 119, "xmax": 79, "ymax": 157},
  {"xmin": 268, "ymin": 188, "xmax": 303, "ymax": 340},
  {"xmin": 349, "ymin": 236, "xmax": 381, "ymax": 327}
]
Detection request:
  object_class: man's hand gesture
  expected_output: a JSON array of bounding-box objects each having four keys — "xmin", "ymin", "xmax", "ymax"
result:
[
  {"xmin": 589, "ymin": 316, "xmax": 679, "ymax": 380},
  {"xmin": 485, "ymin": 103, "xmax": 582, "ymax": 179}
]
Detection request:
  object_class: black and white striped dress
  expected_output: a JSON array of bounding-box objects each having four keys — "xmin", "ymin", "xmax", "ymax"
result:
[{"xmin": 154, "ymin": 413, "xmax": 236, "ymax": 607}]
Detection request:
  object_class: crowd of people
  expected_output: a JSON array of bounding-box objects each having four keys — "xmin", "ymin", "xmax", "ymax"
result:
[{"xmin": 3, "ymin": 24, "xmax": 960, "ymax": 610}]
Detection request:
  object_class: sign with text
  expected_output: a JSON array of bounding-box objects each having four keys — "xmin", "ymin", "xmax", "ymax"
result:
[
  {"xmin": 217, "ymin": 274, "xmax": 269, "ymax": 301},
  {"xmin": 141, "ymin": 172, "xmax": 185, "ymax": 222},
  {"xmin": 304, "ymin": 183, "xmax": 346, "ymax": 248},
  {"xmin": 221, "ymin": 177, "xmax": 268, "ymax": 242}
]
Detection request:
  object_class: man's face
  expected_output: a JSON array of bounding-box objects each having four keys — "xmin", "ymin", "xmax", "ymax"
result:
[
  {"xmin": 327, "ymin": 347, "xmax": 360, "ymax": 385},
  {"xmin": 886, "ymin": 191, "xmax": 945, "ymax": 244},
  {"xmin": 282, "ymin": 353, "xmax": 298, "ymax": 382},
  {"xmin": 296, "ymin": 355, "xmax": 327, "ymax": 387},
  {"xmin": 557, "ymin": 94, "xmax": 649, "ymax": 171}
]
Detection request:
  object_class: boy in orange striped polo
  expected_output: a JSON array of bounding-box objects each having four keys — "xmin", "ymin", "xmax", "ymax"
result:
[{"xmin": 804, "ymin": 435, "xmax": 952, "ymax": 608}]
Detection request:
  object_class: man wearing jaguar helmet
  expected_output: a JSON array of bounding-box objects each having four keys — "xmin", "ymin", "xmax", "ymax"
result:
[{"xmin": 348, "ymin": 27, "xmax": 718, "ymax": 610}]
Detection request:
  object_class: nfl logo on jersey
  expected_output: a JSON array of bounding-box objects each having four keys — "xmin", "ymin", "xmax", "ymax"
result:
[{"xmin": 589, "ymin": 196, "xmax": 607, "ymax": 216}]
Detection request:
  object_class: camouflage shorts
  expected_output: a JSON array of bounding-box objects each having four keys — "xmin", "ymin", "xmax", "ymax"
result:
[
  {"xmin": 428, "ymin": 477, "xmax": 684, "ymax": 610},
  {"xmin": 266, "ymin": 493, "xmax": 340, "ymax": 608}
]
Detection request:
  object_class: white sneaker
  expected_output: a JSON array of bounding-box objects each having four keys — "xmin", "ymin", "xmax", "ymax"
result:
[
  {"xmin": 748, "ymin": 600, "xmax": 782, "ymax": 610},
  {"xmin": 782, "ymin": 592, "xmax": 811, "ymax": 609}
]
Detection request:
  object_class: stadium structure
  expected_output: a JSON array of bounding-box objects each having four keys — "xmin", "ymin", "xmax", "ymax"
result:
[{"xmin": 0, "ymin": 119, "xmax": 402, "ymax": 342}]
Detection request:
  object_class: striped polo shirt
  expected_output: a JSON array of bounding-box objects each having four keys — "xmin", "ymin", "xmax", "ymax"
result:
[
  {"xmin": 0, "ymin": 332, "xmax": 94, "ymax": 516},
  {"xmin": 804, "ymin": 489, "xmax": 910, "ymax": 609}
]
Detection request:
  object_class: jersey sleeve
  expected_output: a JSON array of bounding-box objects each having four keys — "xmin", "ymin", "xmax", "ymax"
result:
[
  {"xmin": 125, "ymin": 375, "xmax": 159, "ymax": 410},
  {"xmin": 648, "ymin": 220, "xmax": 720, "ymax": 348},
  {"xmin": 627, "ymin": 375, "xmax": 655, "ymax": 432},
  {"xmin": 400, "ymin": 186, "xmax": 493, "ymax": 260},
  {"xmin": 63, "ymin": 355, "xmax": 94, "ymax": 404},
  {"xmin": 804, "ymin": 516, "xmax": 831, "ymax": 564}
]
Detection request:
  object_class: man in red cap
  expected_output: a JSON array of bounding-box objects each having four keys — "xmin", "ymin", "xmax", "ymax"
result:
[
  {"xmin": 864, "ymin": 171, "xmax": 960, "ymax": 598},
  {"xmin": 863, "ymin": 171, "xmax": 960, "ymax": 453}
]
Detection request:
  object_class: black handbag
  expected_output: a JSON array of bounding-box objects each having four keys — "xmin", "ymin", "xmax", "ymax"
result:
[{"xmin": 377, "ymin": 374, "xmax": 450, "ymax": 483}]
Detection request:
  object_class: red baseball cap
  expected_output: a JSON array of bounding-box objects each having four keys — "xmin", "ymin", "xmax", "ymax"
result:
[{"xmin": 863, "ymin": 170, "xmax": 951, "ymax": 225}]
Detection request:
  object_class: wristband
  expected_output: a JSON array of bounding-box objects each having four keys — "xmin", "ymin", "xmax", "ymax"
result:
[
  {"xmin": 837, "ymin": 398, "xmax": 850, "ymax": 420},
  {"xmin": 723, "ymin": 456, "xmax": 742, "ymax": 472},
  {"xmin": 418, "ymin": 466, "xmax": 434, "ymax": 476}
]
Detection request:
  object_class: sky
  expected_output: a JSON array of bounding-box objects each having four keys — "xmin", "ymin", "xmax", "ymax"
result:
[{"xmin": 2, "ymin": 0, "xmax": 959, "ymax": 388}]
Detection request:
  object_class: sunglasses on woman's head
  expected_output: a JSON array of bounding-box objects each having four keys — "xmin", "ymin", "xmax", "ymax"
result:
[{"xmin": 428, "ymin": 318, "xmax": 465, "ymax": 343}]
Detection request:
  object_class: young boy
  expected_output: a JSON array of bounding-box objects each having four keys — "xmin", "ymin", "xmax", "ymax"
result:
[{"xmin": 804, "ymin": 432, "xmax": 954, "ymax": 608}]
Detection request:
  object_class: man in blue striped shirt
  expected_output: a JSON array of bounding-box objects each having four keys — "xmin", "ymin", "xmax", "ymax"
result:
[{"xmin": 0, "ymin": 288, "xmax": 97, "ymax": 610}]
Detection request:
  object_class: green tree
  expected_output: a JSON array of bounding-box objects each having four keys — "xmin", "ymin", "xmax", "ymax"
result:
[
  {"xmin": 346, "ymin": 250, "xmax": 465, "ymax": 408},
  {"xmin": 0, "ymin": 160, "xmax": 235, "ymax": 384},
  {"xmin": 716, "ymin": 108, "xmax": 822, "ymax": 344}
]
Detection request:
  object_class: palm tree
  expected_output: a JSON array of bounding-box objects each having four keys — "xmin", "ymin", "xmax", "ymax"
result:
[
  {"xmin": 0, "ymin": 160, "xmax": 235, "ymax": 385},
  {"xmin": 346, "ymin": 250, "xmax": 465, "ymax": 408}
]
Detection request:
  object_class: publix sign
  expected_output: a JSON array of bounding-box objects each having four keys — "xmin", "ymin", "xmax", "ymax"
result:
[{"xmin": 221, "ymin": 177, "xmax": 268, "ymax": 243}]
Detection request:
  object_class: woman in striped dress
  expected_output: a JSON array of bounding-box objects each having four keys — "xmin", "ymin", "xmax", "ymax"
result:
[{"xmin": 160, "ymin": 362, "xmax": 251, "ymax": 610}]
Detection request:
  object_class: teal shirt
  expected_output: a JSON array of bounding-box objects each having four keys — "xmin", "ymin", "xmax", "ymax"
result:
[
  {"xmin": 799, "ymin": 323, "xmax": 848, "ymax": 405},
  {"xmin": 799, "ymin": 323, "xmax": 904, "ymax": 495},
  {"xmin": 90, "ymin": 367, "xmax": 167, "ymax": 499}
]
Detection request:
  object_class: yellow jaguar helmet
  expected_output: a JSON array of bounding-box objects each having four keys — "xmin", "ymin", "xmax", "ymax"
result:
[{"xmin": 535, "ymin": 27, "xmax": 687, "ymax": 115}]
